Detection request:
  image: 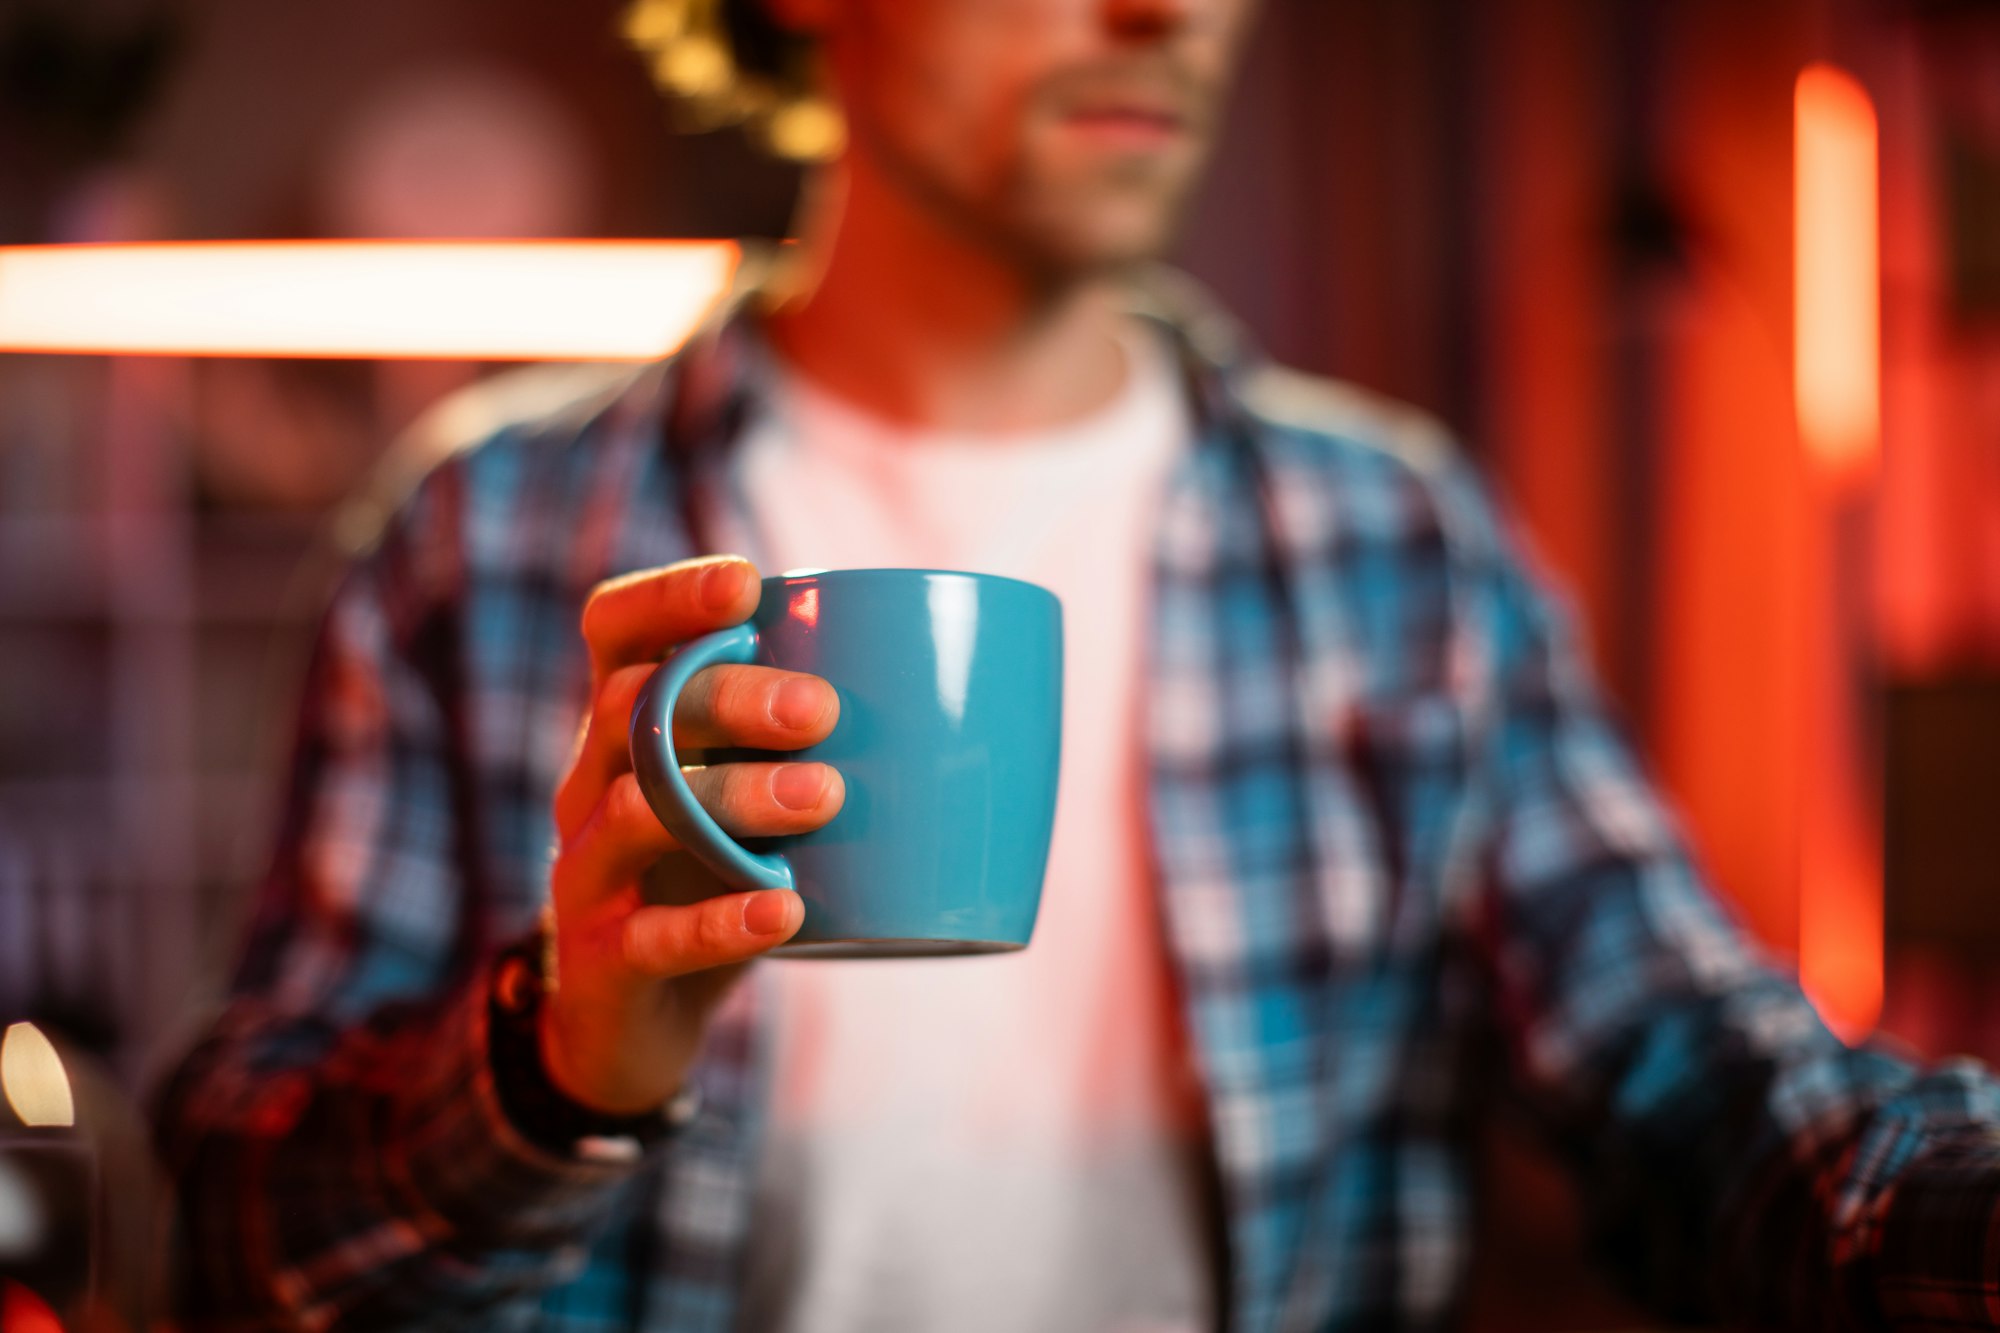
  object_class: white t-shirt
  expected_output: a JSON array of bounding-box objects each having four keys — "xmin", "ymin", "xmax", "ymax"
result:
[{"xmin": 725, "ymin": 322, "xmax": 1218, "ymax": 1333}]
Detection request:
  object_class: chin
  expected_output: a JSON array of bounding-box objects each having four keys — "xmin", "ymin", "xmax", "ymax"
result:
[
  {"xmin": 1008, "ymin": 155, "xmax": 1204, "ymax": 278},
  {"xmin": 1009, "ymin": 199, "xmax": 1187, "ymax": 280}
]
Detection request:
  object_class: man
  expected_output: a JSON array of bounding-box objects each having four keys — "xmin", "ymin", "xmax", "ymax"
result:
[{"xmin": 155, "ymin": 0, "xmax": 2000, "ymax": 1329}]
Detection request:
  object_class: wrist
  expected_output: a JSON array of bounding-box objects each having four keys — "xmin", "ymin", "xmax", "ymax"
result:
[
  {"xmin": 487, "ymin": 931, "xmax": 698, "ymax": 1157},
  {"xmin": 536, "ymin": 999, "xmax": 684, "ymax": 1118}
]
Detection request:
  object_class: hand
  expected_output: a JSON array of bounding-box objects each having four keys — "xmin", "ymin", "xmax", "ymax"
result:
[{"xmin": 539, "ymin": 555, "xmax": 842, "ymax": 1114}]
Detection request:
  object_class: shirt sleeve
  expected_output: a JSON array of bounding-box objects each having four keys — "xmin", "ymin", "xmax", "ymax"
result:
[
  {"xmin": 1439, "ymin": 459, "xmax": 2000, "ymax": 1330},
  {"xmin": 151, "ymin": 464, "xmax": 648, "ymax": 1328}
]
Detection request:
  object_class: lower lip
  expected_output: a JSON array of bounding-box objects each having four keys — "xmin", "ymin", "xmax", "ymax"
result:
[{"xmin": 1059, "ymin": 114, "xmax": 1185, "ymax": 151}]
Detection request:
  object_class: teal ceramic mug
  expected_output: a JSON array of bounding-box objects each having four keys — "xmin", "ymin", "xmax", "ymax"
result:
[{"xmin": 629, "ymin": 568, "xmax": 1063, "ymax": 958}]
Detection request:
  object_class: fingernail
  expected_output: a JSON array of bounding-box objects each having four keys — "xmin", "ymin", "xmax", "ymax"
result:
[
  {"xmin": 743, "ymin": 892, "xmax": 796, "ymax": 936},
  {"xmin": 771, "ymin": 678, "xmax": 826, "ymax": 730},
  {"xmin": 771, "ymin": 763, "xmax": 827, "ymax": 810},
  {"xmin": 701, "ymin": 560, "xmax": 747, "ymax": 611}
]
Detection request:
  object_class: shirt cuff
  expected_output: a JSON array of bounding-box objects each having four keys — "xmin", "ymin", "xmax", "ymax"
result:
[
  {"xmin": 389, "ymin": 957, "xmax": 673, "ymax": 1245},
  {"xmin": 1867, "ymin": 1128, "xmax": 2000, "ymax": 1329}
]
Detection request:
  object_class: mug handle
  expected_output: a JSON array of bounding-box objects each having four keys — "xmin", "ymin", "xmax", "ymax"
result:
[{"xmin": 628, "ymin": 621, "xmax": 797, "ymax": 894}]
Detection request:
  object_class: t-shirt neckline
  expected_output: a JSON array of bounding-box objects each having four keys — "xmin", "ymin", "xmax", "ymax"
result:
[{"xmin": 765, "ymin": 322, "xmax": 1177, "ymax": 466}]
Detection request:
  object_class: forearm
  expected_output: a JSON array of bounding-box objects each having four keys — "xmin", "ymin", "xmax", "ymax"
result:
[
  {"xmin": 1836, "ymin": 1063, "xmax": 2000, "ymax": 1330},
  {"xmin": 1437, "ymin": 449, "xmax": 2000, "ymax": 1328},
  {"xmin": 1503, "ymin": 885, "xmax": 2000, "ymax": 1330},
  {"xmin": 155, "ymin": 963, "xmax": 648, "ymax": 1327}
]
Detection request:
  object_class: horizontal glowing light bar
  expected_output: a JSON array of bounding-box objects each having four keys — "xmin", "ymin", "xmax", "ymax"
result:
[
  {"xmin": 1795, "ymin": 64, "xmax": 1880, "ymax": 477},
  {"xmin": 0, "ymin": 240, "xmax": 740, "ymax": 360}
]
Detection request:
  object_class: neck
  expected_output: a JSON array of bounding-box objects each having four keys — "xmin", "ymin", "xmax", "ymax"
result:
[{"xmin": 763, "ymin": 152, "xmax": 1132, "ymax": 434}]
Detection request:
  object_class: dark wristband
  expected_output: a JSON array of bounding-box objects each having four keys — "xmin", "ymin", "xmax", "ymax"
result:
[{"xmin": 486, "ymin": 933, "xmax": 697, "ymax": 1159}]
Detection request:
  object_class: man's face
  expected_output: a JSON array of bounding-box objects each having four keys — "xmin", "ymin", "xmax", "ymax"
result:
[{"xmin": 816, "ymin": 0, "xmax": 1258, "ymax": 277}]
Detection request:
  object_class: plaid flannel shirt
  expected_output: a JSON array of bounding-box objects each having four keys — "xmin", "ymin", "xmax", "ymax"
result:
[{"xmin": 155, "ymin": 266, "xmax": 2000, "ymax": 1331}]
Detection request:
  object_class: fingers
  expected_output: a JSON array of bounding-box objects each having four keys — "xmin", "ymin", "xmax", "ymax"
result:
[
  {"xmin": 684, "ymin": 761, "xmax": 844, "ymax": 836},
  {"xmin": 675, "ymin": 663, "xmax": 839, "ymax": 751},
  {"xmin": 555, "ymin": 766, "xmax": 844, "ymax": 910},
  {"xmin": 556, "ymin": 663, "xmax": 652, "ymax": 839},
  {"xmin": 581, "ymin": 554, "xmax": 760, "ymax": 686},
  {"xmin": 621, "ymin": 890, "xmax": 804, "ymax": 978},
  {"xmin": 563, "ymin": 554, "xmax": 838, "ymax": 842},
  {"xmin": 555, "ymin": 664, "xmax": 840, "ymax": 840},
  {"xmin": 557, "ymin": 773, "xmax": 679, "ymax": 903}
]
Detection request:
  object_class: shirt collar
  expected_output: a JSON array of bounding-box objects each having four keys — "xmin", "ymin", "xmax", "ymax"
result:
[{"xmin": 659, "ymin": 246, "xmax": 1267, "ymax": 470}]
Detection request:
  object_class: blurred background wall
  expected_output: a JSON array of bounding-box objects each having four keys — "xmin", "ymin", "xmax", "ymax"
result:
[{"xmin": 2, "ymin": 0, "xmax": 1998, "ymax": 1326}]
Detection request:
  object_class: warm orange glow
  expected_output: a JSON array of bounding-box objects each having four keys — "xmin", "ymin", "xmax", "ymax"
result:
[
  {"xmin": 0, "ymin": 1281, "xmax": 66, "ymax": 1333},
  {"xmin": 1799, "ymin": 835, "xmax": 1885, "ymax": 1038},
  {"xmin": 1797, "ymin": 505, "xmax": 1884, "ymax": 1040},
  {"xmin": 0, "ymin": 240, "xmax": 739, "ymax": 360},
  {"xmin": 1792, "ymin": 511, "xmax": 1883, "ymax": 1039},
  {"xmin": 1791, "ymin": 63, "xmax": 1884, "ymax": 1039},
  {"xmin": 1794, "ymin": 64, "xmax": 1880, "ymax": 479},
  {"xmin": 789, "ymin": 587, "xmax": 821, "ymax": 629}
]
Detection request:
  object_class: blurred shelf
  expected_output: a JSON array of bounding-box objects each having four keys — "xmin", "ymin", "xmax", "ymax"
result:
[
  {"xmin": 0, "ymin": 511, "xmax": 334, "ymax": 623},
  {"xmin": 2, "ymin": 345, "xmax": 402, "ymax": 1077},
  {"xmin": 0, "ymin": 770, "xmax": 276, "ymax": 801}
]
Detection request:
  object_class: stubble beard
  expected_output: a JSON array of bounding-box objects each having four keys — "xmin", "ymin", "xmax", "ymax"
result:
[{"xmin": 859, "ymin": 111, "xmax": 1211, "ymax": 297}]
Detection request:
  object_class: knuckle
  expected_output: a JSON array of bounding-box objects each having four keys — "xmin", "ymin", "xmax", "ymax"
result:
[
  {"xmin": 695, "ymin": 901, "xmax": 740, "ymax": 957},
  {"xmin": 581, "ymin": 562, "xmax": 696, "ymax": 653},
  {"xmin": 711, "ymin": 669, "xmax": 764, "ymax": 732},
  {"xmin": 719, "ymin": 765, "xmax": 771, "ymax": 826},
  {"xmin": 660, "ymin": 561, "xmax": 712, "ymax": 621},
  {"xmin": 579, "ymin": 583, "xmax": 618, "ymax": 646},
  {"xmin": 598, "ymin": 664, "xmax": 652, "ymax": 730},
  {"xmin": 622, "ymin": 911, "xmax": 669, "ymax": 971},
  {"xmin": 553, "ymin": 776, "xmax": 587, "ymax": 835},
  {"xmin": 683, "ymin": 765, "xmax": 731, "ymax": 821},
  {"xmin": 606, "ymin": 773, "xmax": 660, "ymax": 836},
  {"xmin": 679, "ymin": 664, "xmax": 724, "ymax": 719},
  {"xmin": 676, "ymin": 762, "xmax": 712, "ymax": 807},
  {"xmin": 608, "ymin": 662, "xmax": 655, "ymax": 705}
]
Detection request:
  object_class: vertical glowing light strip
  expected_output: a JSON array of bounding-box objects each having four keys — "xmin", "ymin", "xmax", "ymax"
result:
[
  {"xmin": 1796, "ymin": 65, "xmax": 1881, "ymax": 477},
  {"xmin": 1795, "ymin": 63, "xmax": 1883, "ymax": 1038}
]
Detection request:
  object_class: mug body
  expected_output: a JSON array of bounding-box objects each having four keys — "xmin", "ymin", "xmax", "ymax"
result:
[{"xmin": 737, "ymin": 569, "xmax": 1063, "ymax": 957}]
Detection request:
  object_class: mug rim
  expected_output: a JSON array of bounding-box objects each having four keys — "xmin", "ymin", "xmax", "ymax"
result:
[{"xmin": 765, "ymin": 566, "xmax": 1056, "ymax": 599}]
